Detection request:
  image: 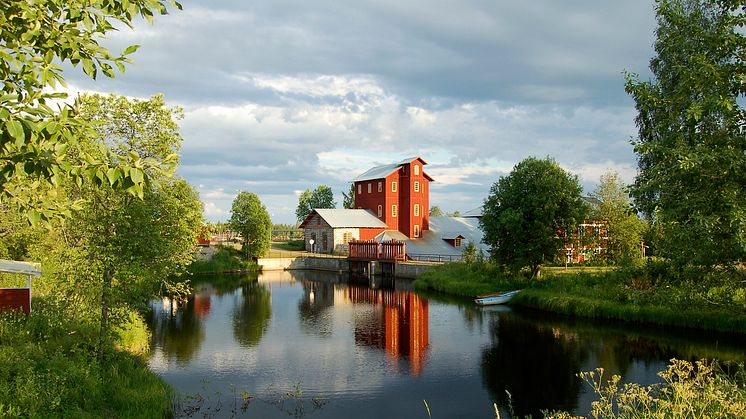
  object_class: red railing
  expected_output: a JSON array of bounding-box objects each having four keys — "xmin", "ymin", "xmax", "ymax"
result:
[{"xmin": 348, "ymin": 240, "xmax": 406, "ymax": 262}]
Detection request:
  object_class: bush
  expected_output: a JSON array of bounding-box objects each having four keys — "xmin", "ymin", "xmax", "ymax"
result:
[{"xmin": 547, "ymin": 359, "xmax": 746, "ymax": 418}]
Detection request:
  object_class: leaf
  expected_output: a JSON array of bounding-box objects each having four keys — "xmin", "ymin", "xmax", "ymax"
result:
[
  {"xmin": 123, "ymin": 44, "xmax": 141, "ymax": 55},
  {"xmin": 7, "ymin": 119, "xmax": 25, "ymax": 142},
  {"xmin": 106, "ymin": 167, "xmax": 121, "ymax": 186},
  {"xmin": 129, "ymin": 167, "xmax": 144, "ymax": 184},
  {"xmin": 27, "ymin": 210, "xmax": 41, "ymax": 226}
]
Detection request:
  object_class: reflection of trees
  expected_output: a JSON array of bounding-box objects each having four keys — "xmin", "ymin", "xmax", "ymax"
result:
[
  {"xmin": 481, "ymin": 313, "xmax": 585, "ymax": 417},
  {"xmin": 232, "ymin": 282, "xmax": 272, "ymax": 347},
  {"xmin": 148, "ymin": 296, "xmax": 205, "ymax": 366},
  {"xmin": 297, "ymin": 280, "xmax": 335, "ymax": 337}
]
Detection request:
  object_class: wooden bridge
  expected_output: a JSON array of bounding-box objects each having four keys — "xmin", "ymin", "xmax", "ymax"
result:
[{"xmin": 348, "ymin": 240, "xmax": 406, "ymax": 277}]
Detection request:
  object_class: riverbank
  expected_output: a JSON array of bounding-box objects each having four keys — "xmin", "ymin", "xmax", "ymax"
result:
[
  {"xmin": 414, "ymin": 261, "xmax": 746, "ymax": 334},
  {"xmin": 0, "ymin": 298, "xmax": 170, "ymax": 417}
]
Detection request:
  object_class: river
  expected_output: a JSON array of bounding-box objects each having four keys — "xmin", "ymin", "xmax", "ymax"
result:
[{"xmin": 147, "ymin": 270, "xmax": 746, "ymax": 418}]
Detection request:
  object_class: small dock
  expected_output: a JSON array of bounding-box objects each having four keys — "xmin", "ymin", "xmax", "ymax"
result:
[{"xmin": 348, "ymin": 240, "xmax": 406, "ymax": 278}]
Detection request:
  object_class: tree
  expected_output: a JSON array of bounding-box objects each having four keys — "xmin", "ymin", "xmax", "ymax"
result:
[
  {"xmin": 31, "ymin": 93, "xmax": 202, "ymax": 361},
  {"xmin": 295, "ymin": 185, "xmax": 336, "ymax": 222},
  {"xmin": 0, "ymin": 0, "xmax": 180, "ymax": 224},
  {"xmin": 626, "ymin": 0, "xmax": 746, "ymax": 267},
  {"xmin": 590, "ymin": 171, "xmax": 646, "ymax": 264},
  {"xmin": 480, "ymin": 157, "xmax": 587, "ymax": 278},
  {"xmin": 430, "ymin": 206, "xmax": 444, "ymax": 217},
  {"xmin": 341, "ymin": 183, "xmax": 355, "ymax": 209},
  {"xmin": 230, "ymin": 192, "xmax": 272, "ymax": 259}
]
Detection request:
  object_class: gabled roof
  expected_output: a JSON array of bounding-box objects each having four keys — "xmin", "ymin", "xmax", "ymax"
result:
[
  {"xmin": 440, "ymin": 232, "xmax": 466, "ymax": 240},
  {"xmin": 353, "ymin": 163, "xmax": 400, "ymax": 182},
  {"xmin": 353, "ymin": 156, "xmax": 433, "ymax": 182},
  {"xmin": 299, "ymin": 209, "xmax": 388, "ymax": 229}
]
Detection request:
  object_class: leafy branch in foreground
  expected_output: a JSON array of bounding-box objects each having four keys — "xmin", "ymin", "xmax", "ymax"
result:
[{"xmin": 0, "ymin": 0, "xmax": 182, "ymax": 224}]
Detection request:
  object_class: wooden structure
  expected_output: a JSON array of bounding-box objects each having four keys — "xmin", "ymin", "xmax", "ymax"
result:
[
  {"xmin": 353, "ymin": 157, "xmax": 433, "ymax": 239},
  {"xmin": 348, "ymin": 240, "xmax": 406, "ymax": 278},
  {"xmin": 0, "ymin": 260, "xmax": 42, "ymax": 315}
]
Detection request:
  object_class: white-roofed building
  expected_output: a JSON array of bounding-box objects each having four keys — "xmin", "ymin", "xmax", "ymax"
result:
[{"xmin": 298, "ymin": 209, "xmax": 388, "ymax": 254}]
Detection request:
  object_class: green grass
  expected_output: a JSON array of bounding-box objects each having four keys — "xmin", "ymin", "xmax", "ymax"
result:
[
  {"xmin": 414, "ymin": 260, "xmax": 746, "ymax": 334},
  {"xmin": 272, "ymin": 240, "xmax": 305, "ymax": 251},
  {"xmin": 414, "ymin": 261, "xmax": 531, "ymax": 297},
  {"xmin": 188, "ymin": 245, "xmax": 259, "ymax": 274},
  {"xmin": 0, "ymin": 297, "xmax": 171, "ymax": 417}
]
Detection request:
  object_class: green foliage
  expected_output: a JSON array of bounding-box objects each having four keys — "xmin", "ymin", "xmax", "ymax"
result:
[
  {"xmin": 0, "ymin": 298, "xmax": 171, "ymax": 417},
  {"xmin": 188, "ymin": 246, "xmax": 260, "ymax": 274},
  {"xmin": 590, "ymin": 171, "xmax": 647, "ymax": 264},
  {"xmin": 626, "ymin": 0, "xmax": 746, "ymax": 268},
  {"xmin": 548, "ymin": 359, "xmax": 746, "ymax": 418},
  {"xmin": 296, "ymin": 185, "xmax": 336, "ymax": 222},
  {"xmin": 414, "ymin": 261, "xmax": 530, "ymax": 297},
  {"xmin": 0, "ymin": 0, "xmax": 181, "ymax": 224},
  {"xmin": 230, "ymin": 192, "xmax": 272, "ymax": 258},
  {"xmin": 480, "ymin": 157, "xmax": 588, "ymax": 278},
  {"xmin": 341, "ymin": 182, "xmax": 355, "ymax": 209},
  {"xmin": 429, "ymin": 205, "xmax": 444, "ymax": 217}
]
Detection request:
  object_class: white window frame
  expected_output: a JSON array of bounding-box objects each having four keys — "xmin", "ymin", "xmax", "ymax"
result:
[
  {"xmin": 414, "ymin": 204, "xmax": 420, "ymax": 217},
  {"xmin": 357, "ymin": 184, "xmax": 361, "ymax": 194},
  {"xmin": 414, "ymin": 224, "xmax": 420, "ymax": 237},
  {"xmin": 414, "ymin": 165, "xmax": 419, "ymax": 176},
  {"xmin": 414, "ymin": 181, "xmax": 420, "ymax": 192},
  {"xmin": 392, "ymin": 204, "xmax": 397, "ymax": 218},
  {"xmin": 368, "ymin": 183, "xmax": 372, "ymax": 193},
  {"xmin": 392, "ymin": 181, "xmax": 397, "ymax": 192},
  {"xmin": 377, "ymin": 205, "xmax": 382, "ymax": 218}
]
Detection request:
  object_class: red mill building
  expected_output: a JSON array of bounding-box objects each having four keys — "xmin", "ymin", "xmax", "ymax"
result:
[{"xmin": 353, "ymin": 157, "xmax": 433, "ymax": 239}]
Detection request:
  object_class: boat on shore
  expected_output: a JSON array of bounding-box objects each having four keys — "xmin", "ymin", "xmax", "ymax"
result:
[{"xmin": 474, "ymin": 289, "xmax": 522, "ymax": 306}]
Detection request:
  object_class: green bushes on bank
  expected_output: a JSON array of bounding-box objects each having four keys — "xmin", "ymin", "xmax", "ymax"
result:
[
  {"xmin": 0, "ymin": 297, "xmax": 171, "ymax": 417},
  {"xmin": 415, "ymin": 259, "xmax": 746, "ymax": 333},
  {"xmin": 188, "ymin": 245, "xmax": 260, "ymax": 274}
]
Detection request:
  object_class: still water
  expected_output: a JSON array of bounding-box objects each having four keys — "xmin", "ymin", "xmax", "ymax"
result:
[{"xmin": 148, "ymin": 270, "xmax": 746, "ymax": 418}]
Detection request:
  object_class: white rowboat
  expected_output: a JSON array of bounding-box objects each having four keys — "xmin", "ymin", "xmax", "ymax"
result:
[{"xmin": 474, "ymin": 289, "xmax": 522, "ymax": 306}]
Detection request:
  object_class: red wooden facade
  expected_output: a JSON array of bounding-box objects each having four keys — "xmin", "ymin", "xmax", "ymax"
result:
[{"xmin": 353, "ymin": 157, "xmax": 432, "ymax": 239}]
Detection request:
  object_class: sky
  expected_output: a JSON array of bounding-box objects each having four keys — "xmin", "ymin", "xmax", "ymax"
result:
[{"xmin": 62, "ymin": 0, "xmax": 658, "ymax": 225}]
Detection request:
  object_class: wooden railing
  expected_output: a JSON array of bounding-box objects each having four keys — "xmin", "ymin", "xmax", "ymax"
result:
[{"xmin": 348, "ymin": 240, "xmax": 406, "ymax": 262}]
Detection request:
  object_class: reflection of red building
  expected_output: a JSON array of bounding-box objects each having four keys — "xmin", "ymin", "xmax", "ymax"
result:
[
  {"xmin": 347, "ymin": 287, "xmax": 429, "ymax": 375},
  {"xmin": 193, "ymin": 293, "xmax": 212, "ymax": 319}
]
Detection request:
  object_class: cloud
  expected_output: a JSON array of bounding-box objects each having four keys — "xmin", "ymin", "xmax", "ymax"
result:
[{"xmin": 53, "ymin": 0, "xmax": 659, "ymax": 223}]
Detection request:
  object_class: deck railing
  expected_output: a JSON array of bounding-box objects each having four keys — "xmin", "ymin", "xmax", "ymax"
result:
[{"xmin": 348, "ymin": 240, "xmax": 406, "ymax": 262}]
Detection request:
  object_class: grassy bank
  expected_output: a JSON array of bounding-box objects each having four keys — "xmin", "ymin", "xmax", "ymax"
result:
[
  {"xmin": 188, "ymin": 245, "xmax": 259, "ymax": 274},
  {"xmin": 414, "ymin": 261, "xmax": 746, "ymax": 334},
  {"xmin": 0, "ymin": 297, "xmax": 170, "ymax": 417}
]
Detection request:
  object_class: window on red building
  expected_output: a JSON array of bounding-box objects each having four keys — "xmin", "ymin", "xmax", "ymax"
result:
[
  {"xmin": 368, "ymin": 183, "xmax": 372, "ymax": 193},
  {"xmin": 357, "ymin": 184, "xmax": 361, "ymax": 194},
  {"xmin": 414, "ymin": 165, "xmax": 419, "ymax": 176},
  {"xmin": 377, "ymin": 205, "xmax": 382, "ymax": 217},
  {"xmin": 414, "ymin": 204, "xmax": 420, "ymax": 216},
  {"xmin": 392, "ymin": 181, "xmax": 397, "ymax": 192},
  {"xmin": 414, "ymin": 224, "xmax": 420, "ymax": 237},
  {"xmin": 414, "ymin": 181, "xmax": 420, "ymax": 192},
  {"xmin": 392, "ymin": 205, "xmax": 397, "ymax": 217},
  {"xmin": 378, "ymin": 181, "xmax": 382, "ymax": 192}
]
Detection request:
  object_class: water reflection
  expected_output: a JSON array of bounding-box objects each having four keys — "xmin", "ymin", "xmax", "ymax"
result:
[
  {"xmin": 481, "ymin": 312, "xmax": 585, "ymax": 417},
  {"xmin": 346, "ymin": 285, "xmax": 429, "ymax": 376},
  {"xmin": 149, "ymin": 295, "xmax": 206, "ymax": 366},
  {"xmin": 298, "ymin": 280, "xmax": 335, "ymax": 337},
  {"xmin": 232, "ymin": 281, "xmax": 272, "ymax": 348},
  {"xmin": 149, "ymin": 272, "xmax": 746, "ymax": 419}
]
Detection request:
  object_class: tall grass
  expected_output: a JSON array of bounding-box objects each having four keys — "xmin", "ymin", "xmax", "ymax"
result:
[{"xmin": 0, "ymin": 296, "xmax": 171, "ymax": 417}]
